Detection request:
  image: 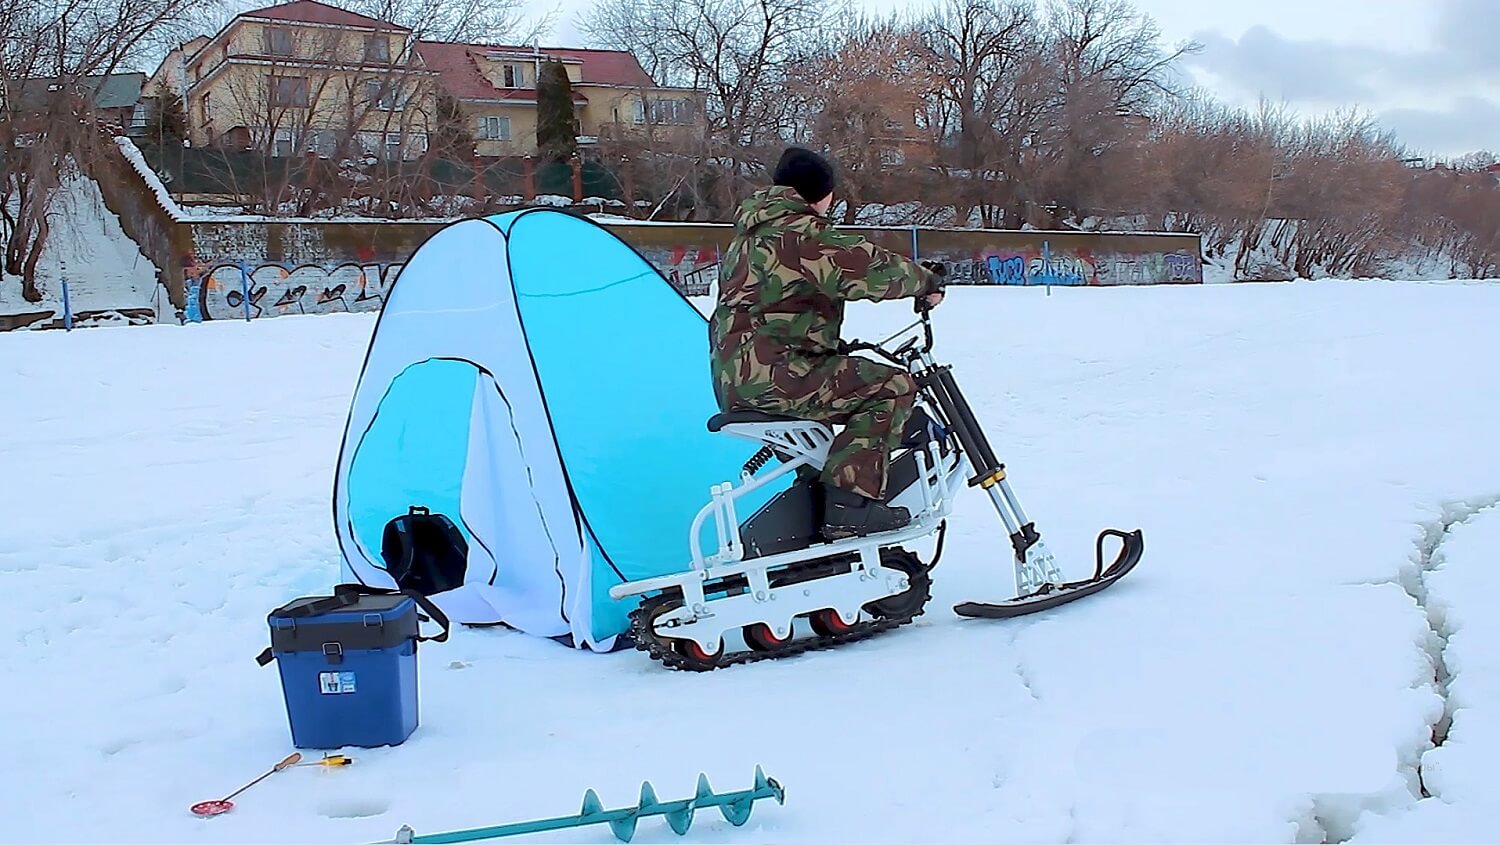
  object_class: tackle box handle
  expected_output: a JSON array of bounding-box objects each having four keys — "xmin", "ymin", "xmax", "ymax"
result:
[{"xmin": 255, "ymin": 584, "xmax": 450, "ymax": 666}]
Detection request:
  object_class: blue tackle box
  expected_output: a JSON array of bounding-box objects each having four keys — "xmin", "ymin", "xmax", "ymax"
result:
[{"xmin": 256, "ymin": 585, "xmax": 449, "ymax": 749}]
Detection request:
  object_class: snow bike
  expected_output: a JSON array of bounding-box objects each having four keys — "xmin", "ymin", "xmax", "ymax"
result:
[{"xmin": 608, "ymin": 307, "xmax": 1144, "ymax": 671}]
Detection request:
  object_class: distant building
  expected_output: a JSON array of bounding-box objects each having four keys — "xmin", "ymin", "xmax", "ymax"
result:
[
  {"xmin": 3, "ymin": 72, "xmax": 147, "ymax": 134},
  {"xmin": 144, "ymin": 37, "xmax": 211, "ymax": 100},
  {"xmin": 415, "ymin": 41, "xmax": 704, "ymax": 157},
  {"xmin": 161, "ymin": 0, "xmax": 438, "ymax": 159},
  {"xmin": 149, "ymin": 0, "xmax": 705, "ymax": 161}
]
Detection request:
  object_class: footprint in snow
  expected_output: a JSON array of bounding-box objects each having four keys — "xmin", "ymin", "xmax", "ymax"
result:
[
  {"xmin": 321, "ymin": 797, "xmax": 391, "ymax": 819},
  {"xmin": 100, "ymin": 736, "xmax": 143, "ymax": 756}
]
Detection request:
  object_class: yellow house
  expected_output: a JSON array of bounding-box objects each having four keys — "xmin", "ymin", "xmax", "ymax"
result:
[
  {"xmin": 144, "ymin": 36, "xmax": 209, "ymax": 100},
  {"xmin": 168, "ymin": 0, "xmax": 437, "ymax": 160},
  {"xmin": 414, "ymin": 41, "xmax": 702, "ymax": 157}
]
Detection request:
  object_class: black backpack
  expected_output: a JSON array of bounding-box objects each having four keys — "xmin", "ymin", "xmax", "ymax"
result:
[{"xmin": 381, "ymin": 506, "xmax": 468, "ymax": 596}]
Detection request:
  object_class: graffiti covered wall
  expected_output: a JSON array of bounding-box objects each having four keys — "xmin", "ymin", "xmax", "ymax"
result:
[
  {"xmin": 83, "ymin": 136, "xmax": 1200, "ymax": 327},
  {"xmin": 163, "ymin": 219, "xmax": 1202, "ymax": 324},
  {"xmin": 180, "ymin": 221, "xmax": 438, "ymax": 321},
  {"xmin": 618, "ymin": 225, "xmax": 1202, "ymax": 302},
  {"xmin": 938, "ymin": 241, "xmax": 1202, "ymax": 286}
]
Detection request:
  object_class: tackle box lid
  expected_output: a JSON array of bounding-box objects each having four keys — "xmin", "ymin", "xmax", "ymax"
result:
[{"xmin": 268, "ymin": 592, "xmax": 419, "ymax": 653}]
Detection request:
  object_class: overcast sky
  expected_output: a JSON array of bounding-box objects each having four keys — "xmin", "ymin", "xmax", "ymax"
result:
[{"xmin": 519, "ymin": 0, "xmax": 1497, "ymax": 159}]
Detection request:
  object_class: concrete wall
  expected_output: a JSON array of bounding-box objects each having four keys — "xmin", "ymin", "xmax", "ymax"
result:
[
  {"xmin": 617, "ymin": 224, "xmax": 1203, "ymax": 296},
  {"xmin": 87, "ymin": 135, "xmax": 197, "ymax": 301},
  {"xmin": 176, "ymin": 218, "xmax": 1202, "ymax": 321},
  {"xmin": 89, "ymin": 139, "xmax": 1202, "ymax": 323}
]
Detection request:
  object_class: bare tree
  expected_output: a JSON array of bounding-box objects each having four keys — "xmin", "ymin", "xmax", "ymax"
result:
[
  {"xmin": 920, "ymin": 0, "xmax": 1042, "ymax": 227},
  {"xmin": 179, "ymin": 0, "xmax": 545, "ymax": 218},
  {"xmin": 786, "ymin": 15, "xmax": 940, "ymax": 223},
  {"xmin": 345, "ymin": 0, "xmax": 555, "ymax": 44},
  {"xmin": 1, "ymin": 0, "xmax": 214, "ymax": 301},
  {"xmin": 1031, "ymin": 0, "xmax": 1199, "ymax": 223},
  {"xmin": 581, "ymin": 0, "xmax": 830, "ymax": 215}
]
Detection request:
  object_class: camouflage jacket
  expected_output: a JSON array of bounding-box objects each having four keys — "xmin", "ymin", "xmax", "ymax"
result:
[{"xmin": 708, "ymin": 185, "xmax": 939, "ymax": 404}]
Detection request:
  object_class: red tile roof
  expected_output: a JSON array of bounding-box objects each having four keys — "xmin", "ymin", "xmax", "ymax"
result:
[
  {"xmin": 415, "ymin": 41, "xmax": 657, "ymax": 103},
  {"xmin": 492, "ymin": 46, "xmax": 656, "ymax": 89},
  {"xmin": 413, "ymin": 41, "xmax": 503, "ymax": 101},
  {"xmin": 240, "ymin": 0, "xmax": 409, "ymax": 32}
]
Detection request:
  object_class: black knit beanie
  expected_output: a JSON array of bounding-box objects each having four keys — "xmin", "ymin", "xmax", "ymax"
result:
[{"xmin": 773, "ymin": 146, "xmax": 835, "ymax": 204}]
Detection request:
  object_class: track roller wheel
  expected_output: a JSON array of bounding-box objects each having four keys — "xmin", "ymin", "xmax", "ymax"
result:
[
  {"xmin": 743, "ymin": 622, "xmax": 792, "ymax": 651},
  {"xmin": 808, "ymin": 608, "xmax": 858, "ymax": 637},
  {"xmin": 672, "ymin": 636, "xmax": 724, "ymax": 670},
  {"xmin": 863, "ymin": 549, "xmax": 932, "ymax": 620}
]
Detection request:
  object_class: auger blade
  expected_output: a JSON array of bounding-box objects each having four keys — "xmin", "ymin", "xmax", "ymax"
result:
[
  {"xmin": 579, "ymin": 789, "xmax": 605, "ymax": 817},
  {"xmin": 720, "ymin": 797, "xmax": 753, "ymax": 827},
  {"xmin": 387, "ymin": 768, "xmax": 782, "ymax": 844},
  {"xmin": 605, "ymin": 813, "xmax": 639, "ymax": 842},
  {"xmin": 662, "ymin": 805, "xmax": 694, "ymax": 835},
  {"xmin": 754, "ymin": 765, "xmax": 786, "ymax": 805}
]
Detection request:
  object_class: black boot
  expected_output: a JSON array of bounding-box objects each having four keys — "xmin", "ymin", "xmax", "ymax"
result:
[{"xmin": 820, "ymin": 484, "xmax": 911, "ymax": 541}]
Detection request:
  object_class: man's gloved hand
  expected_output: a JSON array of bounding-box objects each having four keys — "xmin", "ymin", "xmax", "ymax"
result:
[{"xmin": 917, "ymin": 261, "xmax": 947, "ymax": 312}]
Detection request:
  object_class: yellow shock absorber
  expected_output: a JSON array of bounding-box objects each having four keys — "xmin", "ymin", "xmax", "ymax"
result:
[{"xmin": 978, "ymin": 468, "xmax": 1007, "ymax": 489}]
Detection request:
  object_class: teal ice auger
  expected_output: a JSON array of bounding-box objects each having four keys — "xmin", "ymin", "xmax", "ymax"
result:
[{"xmin": 381, "ymin": 766, "xmax": 784, "ymax": 844}]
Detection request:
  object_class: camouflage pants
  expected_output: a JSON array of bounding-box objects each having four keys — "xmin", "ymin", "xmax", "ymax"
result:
[{"xmin": 725, "ymin": 354, "xmax": 917, "ymax": 500}]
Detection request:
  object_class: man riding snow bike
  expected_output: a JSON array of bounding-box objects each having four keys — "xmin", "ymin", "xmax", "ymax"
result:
[{"xmin": 709, "ymin": 146, "xmax": 947, "ymax": 542}]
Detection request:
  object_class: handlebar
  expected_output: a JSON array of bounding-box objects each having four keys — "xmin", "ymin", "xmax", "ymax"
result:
[{"xmin": 842, "ymin": 308, "xmax": 934, "ymax": 366}]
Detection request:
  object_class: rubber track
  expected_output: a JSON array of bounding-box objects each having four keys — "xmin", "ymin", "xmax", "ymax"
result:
[{"xmin": 625, "ymin": 562, "xmax": 933, "ymax": 672}]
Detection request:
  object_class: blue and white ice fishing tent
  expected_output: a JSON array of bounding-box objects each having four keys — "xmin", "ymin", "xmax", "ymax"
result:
[{"xmin": 332, "ymin": 210, "xmax": 785, "ymax": 651}]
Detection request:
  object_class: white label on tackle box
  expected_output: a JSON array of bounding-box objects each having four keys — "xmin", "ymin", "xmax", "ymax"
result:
[{"xmin": 319, "ymin": 671, "xmax": 357, "ymax": 694}]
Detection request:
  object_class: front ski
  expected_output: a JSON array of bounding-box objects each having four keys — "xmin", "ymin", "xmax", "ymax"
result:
[{"xmin": 954, "ymin": 528, "xmax": 1143, "ymax": 618}]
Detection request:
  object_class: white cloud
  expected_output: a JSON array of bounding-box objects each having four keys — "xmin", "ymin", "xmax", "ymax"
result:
[
  {"xmin": 531, "ymin": 0, "xmax": 1494, "ymax": 157},
  {"xmin": 1177, "ymin": 0, "xmax": 1497, "ymax": 156}
]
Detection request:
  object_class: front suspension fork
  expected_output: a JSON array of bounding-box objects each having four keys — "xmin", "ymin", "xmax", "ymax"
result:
[{"xmin": 914, "ymin": 359, "xmax": 1063, "ymax": 593}]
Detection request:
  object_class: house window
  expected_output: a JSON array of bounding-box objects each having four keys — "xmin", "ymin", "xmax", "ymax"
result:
[
  {"xmin": 264, "ymin": 27, "xmax": 293, "ymax": 56},
  {"xmin": 273, "ymin": 128, "xmax": 294, "ymax": 157},
  {"xmin": 305, "ymin": 129, "xmax": 333, "ymax": 156},
  {"xmin": 634, "ymin": 98, "xmax": 692, "ymax": 125},
  {"xmin": 365, "ymin": 79, "xmax": 401, "ymax": 110},
  {"xmin": 201, "ymin": 92, "xmax": 212, "ymax": 122},
  {"xmin": 502, "ymin": 63, "xmax": 525, "ymax": 88},
  {"xmin": 884, "ymin": 117, "xmax": 903, "ymax": 132},
  {"xmin": 269, "ymin": 76, "xmax": 309, "ymax": 107},
  {"xmin": 384, "ymin": 132, "xmax": 403, "ymax": 158},
  {"xmin": 879, "ymin": 147, "xmax": 906, "ymax": 167},
  {"xmin": 478, "ymin": 115, "xmax": 511, "ymax": 141},
  {"xmin": 364, "ymin": 35, "xmax": 389, "ymax": 62}
]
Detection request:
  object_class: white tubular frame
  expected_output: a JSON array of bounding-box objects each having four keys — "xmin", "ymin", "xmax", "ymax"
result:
[
  {"xmin": 608, "ymin": 414, "xmax": 970, "ymax": 649},
  {"xmin": 612, "ymin": 432, "xmax": 972, "ymax": 651},
  {"xmin": 688, "ymin": 420, "xmax": 833, "ymax": 569}
]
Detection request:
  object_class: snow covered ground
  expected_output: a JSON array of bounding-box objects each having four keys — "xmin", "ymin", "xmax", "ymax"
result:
[
  {"xmin": 0, "ymin": 169, "xmax": 162, "ymax": 321},
  {"xmin": 1, "ymin": 280, "xmax": 1498, "ymax": 843},
  {"xmin": 1355, "ymin": 502, "xmax": 1500, "ymax": 842}
]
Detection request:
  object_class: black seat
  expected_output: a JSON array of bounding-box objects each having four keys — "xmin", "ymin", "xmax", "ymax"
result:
[{"xmin": 707, "ymin": 409, "xmax": 808, "ymax": 432}]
